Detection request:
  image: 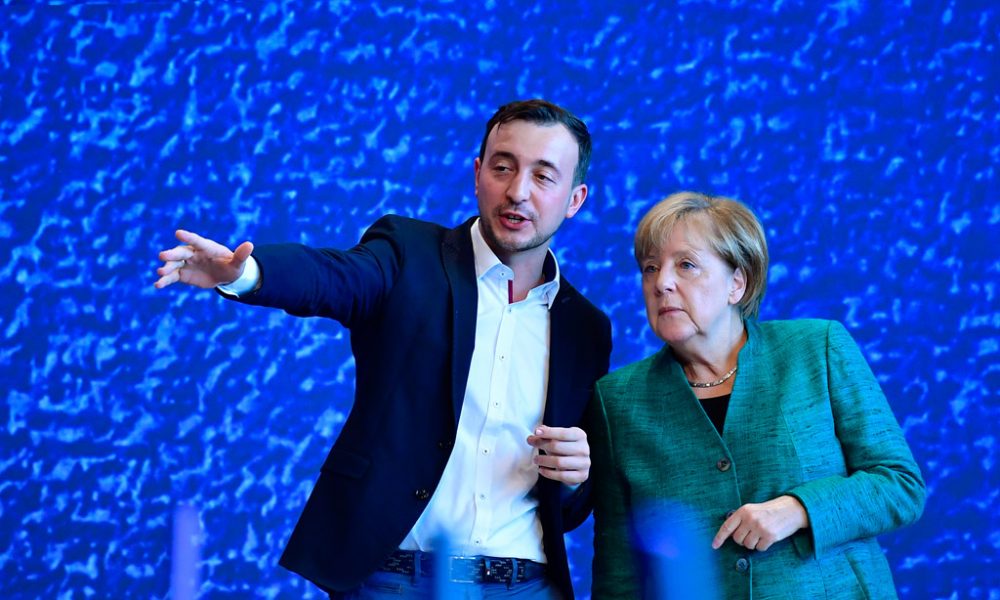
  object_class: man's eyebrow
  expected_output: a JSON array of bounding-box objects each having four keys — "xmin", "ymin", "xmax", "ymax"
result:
[
  {"xmin": 489, "ymin": 150, "xmax": 518, "ymax": 163},
  {"xmin": 534, "ymin": 159, "xmax": 561, "ymax": 174},
  {"xmin": 488, "ymin": 151, "xmax": 563, "ymax": 176}
]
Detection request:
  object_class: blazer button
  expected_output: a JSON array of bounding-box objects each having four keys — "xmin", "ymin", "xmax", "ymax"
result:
[
  {"xmin": 716, "ymin": 458, "xmax": 731, "ymax": 472},
  {"xmin": 414, "ymin": 489, "xmax": 430, "ymax": 500},
  {"xmin": 735, "ymin": 557, "xmax": 750, "ymax": 572},
  {"xmin": 437, "ymin": 440, "xmax": 453, "ymax": 450}
]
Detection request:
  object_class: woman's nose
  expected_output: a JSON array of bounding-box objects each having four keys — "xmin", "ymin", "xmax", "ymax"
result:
[{"xmin": 656, "ymin": 270, "xmax": 674, "ymax": 294}]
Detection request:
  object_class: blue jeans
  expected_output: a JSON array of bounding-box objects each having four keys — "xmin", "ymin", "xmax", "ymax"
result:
[{"xmin": 330, "ymin": 569, "xmax": 560, "ymax": 599}]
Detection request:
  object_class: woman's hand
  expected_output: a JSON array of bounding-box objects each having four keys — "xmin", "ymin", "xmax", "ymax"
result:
[{"xmin": 712, "ymin": 495, "xmax": 810, "ymax": 552}]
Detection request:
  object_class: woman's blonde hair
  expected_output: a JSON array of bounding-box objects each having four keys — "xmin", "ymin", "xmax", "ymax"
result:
[{"xmin": 634, "ymin": 191, "xmax": 769, "ymax": 319}]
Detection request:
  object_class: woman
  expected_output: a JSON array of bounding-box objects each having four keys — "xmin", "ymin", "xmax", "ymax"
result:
[{"xmin": 588, "ymin": 192, "xmax": 925, "ymax": 599}]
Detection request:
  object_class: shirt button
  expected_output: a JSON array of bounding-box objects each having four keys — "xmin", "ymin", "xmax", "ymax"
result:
[
  {"xmin": 735, "ymin": 557, "xmax": 750, "ymax": 572},
  {"xmin": 479, "ymin": 493, "xmax": 486, "ymax": 500},
  {"xmin": 482, "ymin": 448, "xmax": 489, "ymax": 455},
  {"xmin": 717, "ymin": 458, "xmax": 731, "ymax": 472}
]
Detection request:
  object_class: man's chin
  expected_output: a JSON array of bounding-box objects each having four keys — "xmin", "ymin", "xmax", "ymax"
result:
[
  {"xmin": 495, "ymin": 230, "xmax": 538, "ymax": 248},
  {"xmin": 483, "ymin": 222, "xmax": 550, "ymax": 256},
  {"xmin": 484, "ymin": 225, "xmax": 519, "ymax": 246}
]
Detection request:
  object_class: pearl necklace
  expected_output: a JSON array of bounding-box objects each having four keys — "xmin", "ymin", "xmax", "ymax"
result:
[{"xmin": 687, "ymin": 365, "xmax": 738, "ymax": 388}]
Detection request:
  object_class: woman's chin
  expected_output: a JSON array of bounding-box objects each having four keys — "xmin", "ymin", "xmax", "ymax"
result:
[{"xmin": 654, "ymin": 327, "xmax": 693, "ymax": 346}]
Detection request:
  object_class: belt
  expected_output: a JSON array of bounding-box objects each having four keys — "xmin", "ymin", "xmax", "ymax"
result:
[{"xmin": 379, "ymin": 549, "xmax": 546, "ymax": 584}]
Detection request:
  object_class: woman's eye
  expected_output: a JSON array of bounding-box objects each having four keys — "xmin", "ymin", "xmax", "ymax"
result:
[{"xmin": 642, "ymin": 264, "xmax": 658, "ymax": 274}]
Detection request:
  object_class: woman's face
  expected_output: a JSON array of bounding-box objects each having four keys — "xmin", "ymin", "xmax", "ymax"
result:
[{"xmin": 641, "ymin": 218, "xmax": 746, "ymax": 347}]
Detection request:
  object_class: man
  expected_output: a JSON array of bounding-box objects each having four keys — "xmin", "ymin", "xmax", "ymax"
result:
[{"xmin": 155, "ymin": 99, "xmax": 612, "ymax": 599}]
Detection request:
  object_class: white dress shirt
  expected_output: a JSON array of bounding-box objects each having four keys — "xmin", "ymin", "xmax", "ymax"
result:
[
  {"xmin": 399, "ymin": 220, "xmax": 559, "ymax": 561},
  {"xmin": 219, "ymin": 220, "xmax": 560, "ymax": 561}
]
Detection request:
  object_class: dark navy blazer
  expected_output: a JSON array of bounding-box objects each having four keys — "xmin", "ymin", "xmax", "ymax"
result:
[{"xmin": 233, "ymin": 215, "xmax": 612, "ymax": 597}]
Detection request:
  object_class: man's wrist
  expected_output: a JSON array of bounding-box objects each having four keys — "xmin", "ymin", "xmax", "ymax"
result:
[{"xmin": 217, "ymin": 256, "xmax": 260, "ymax": 297}]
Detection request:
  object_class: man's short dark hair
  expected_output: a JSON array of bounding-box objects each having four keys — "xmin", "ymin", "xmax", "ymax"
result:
[{"xmin": 479, "ymin": 99, "xmax": 592, "ymax": 186}]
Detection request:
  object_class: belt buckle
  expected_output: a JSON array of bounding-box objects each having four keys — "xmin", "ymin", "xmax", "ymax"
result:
[{"xmin": 448, "ymin": 556, "xmax": 480, "ymax": 584}]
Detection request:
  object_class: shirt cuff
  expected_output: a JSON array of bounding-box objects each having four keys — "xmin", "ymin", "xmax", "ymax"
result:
[{"xmin": 217, "ymin": 256, "xmax": 260, "ymax": 297}]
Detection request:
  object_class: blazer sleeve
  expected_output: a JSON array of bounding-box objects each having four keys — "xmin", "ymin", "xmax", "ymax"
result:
[
  {"xmin": 561, "ymin": 311, "xmax": 613, "ymax": 531},
  {"xmin": 231, "ymin": 215, "xmax": 404, "ymax": 327},
  {"xmin": 588, "ymin": 381, "xmax": 642, "ymax": 598},
  {"xmin": 786, "ymin": 320, "xmax": 926, "ymax": 559}
]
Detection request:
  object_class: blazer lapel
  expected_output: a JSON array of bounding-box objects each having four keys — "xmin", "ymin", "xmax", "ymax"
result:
[
  {"xmin": 636, "ymin": 347, "xmax": 702, "ymax": 415},
  {"xmin": 644, "ymin": 347, "xmax": 732, "ymax": 445},
  {"xmin": 442, "ymin": 218, "xmax": 479, "ymax": 427}
]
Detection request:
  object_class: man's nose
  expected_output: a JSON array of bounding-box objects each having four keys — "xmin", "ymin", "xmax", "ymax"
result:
[{"xmin": 506, "ymin": 172, "xmax": 531, "ymax": 203}]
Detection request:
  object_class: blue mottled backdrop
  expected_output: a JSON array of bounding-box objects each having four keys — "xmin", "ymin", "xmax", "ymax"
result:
[{"xmin": 1, "ymin": 1, "xmax": 997, "ymax": 598}]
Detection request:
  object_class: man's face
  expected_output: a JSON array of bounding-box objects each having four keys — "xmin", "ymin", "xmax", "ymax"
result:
[{"xmin": 474, "ymin": 120, "xmax": 588, "ymax": 265}]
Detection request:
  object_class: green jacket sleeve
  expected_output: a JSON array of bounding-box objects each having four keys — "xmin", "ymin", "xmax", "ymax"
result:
[{"xmin": 787, "ymin": 320, "xmax": 926, "ymax": 558}]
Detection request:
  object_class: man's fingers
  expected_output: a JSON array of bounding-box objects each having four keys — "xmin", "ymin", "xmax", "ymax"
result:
[
  {"xmin": 530, "ymin": 439, "xmax": 588, "ymax": 457},
  {"xmin": 535, "ymin": 454, "xmax": 589, "ymax": 472},
  {"xmin": 537, "ymin": 465, "xmax": 589, "ymax": 485},
  {"xmin": 532, "ymin": 425, "xmax": 586, "ymax": 442},
  {"xmin": 156, "ymin": 230, "xmax": 245, "ymax": 291},
  {"xmin": 233, "ymin": 241, "xmax": 254, "ymax": 262},
  {"xmin": 156, "ymin": 260, "xmax": 185, "ymax": 277},
  {"xmin": 154, "ymin": 247, "xmax": 189, "ymax": 288},
  {"xmin": 527, "ymin": 426, "xmax": 588, "ymax": 455},
  {"xmin": 158, "ymin": 245, "xmax": 195, "ymax": 263},
  {"xmin": 154, "ymin": 269, "xmax": 181, "ymax": 289},
  {"xmin": 175, "ymin": 229, "xmax": 209, "ymax": 246},
  {"xmin": 536, "ymin": 450, "xmax": 590, "ymax": 483},
  {"xmin": 538, "ymin": 470, "xmax": 587, "ymax": 485},
  {"xmin": 174, "ymin": 229, "xmax": 236, "ymax": 257}
]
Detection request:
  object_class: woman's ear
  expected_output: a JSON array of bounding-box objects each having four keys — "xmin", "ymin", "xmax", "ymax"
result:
[{"xmin": 729, "ymin": 267, "xmax": 747, "ymax": 305}]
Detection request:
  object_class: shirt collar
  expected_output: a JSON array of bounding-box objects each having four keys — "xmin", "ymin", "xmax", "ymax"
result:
[{"xmin": 470, "ymin": 219, "xmax": 561, "ymax": 308}]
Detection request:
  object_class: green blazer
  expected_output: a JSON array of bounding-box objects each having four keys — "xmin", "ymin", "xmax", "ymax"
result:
[{"xmin": 588, "ymin": 319, "xmax": 925, "ymax": 599}]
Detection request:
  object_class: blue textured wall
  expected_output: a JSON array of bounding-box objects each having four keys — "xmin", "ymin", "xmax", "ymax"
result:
[{"xmin": 1, "ymin": 1, "xmax": 996, "ymax": 598}]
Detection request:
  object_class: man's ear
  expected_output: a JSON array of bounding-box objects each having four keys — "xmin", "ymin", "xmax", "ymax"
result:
[
  {"xmin": 473, "ymin": 157, "xmax": 482, "ymax": 197},
  {"xmin": 565, "ymin": 183, "xmax": 588, "ymax": 218}
]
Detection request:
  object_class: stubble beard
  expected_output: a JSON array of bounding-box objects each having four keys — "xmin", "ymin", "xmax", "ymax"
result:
[{"xmin": 481, "ymin": 213, "xmax": 554, "ymax": 260}]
